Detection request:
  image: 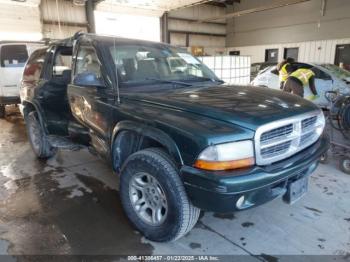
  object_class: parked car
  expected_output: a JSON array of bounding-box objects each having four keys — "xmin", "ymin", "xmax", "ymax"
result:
[
  {"xmin": 250, "ymin": 62, "xmax": 276, "ymax": 81},
  {"xmin": 319, "ymin": 63, "xmax": 350, "ymax": 84},
  {"xmin": 0, "ymin": 41, "xmax": 44, "ymax": 118},
  {"xmin": 251, "ymin": 62, "xmax": 350, "ymax": 108},
  {"xmin": 20, "ymin": 33, "xmax": 328, "ymax": 242}
]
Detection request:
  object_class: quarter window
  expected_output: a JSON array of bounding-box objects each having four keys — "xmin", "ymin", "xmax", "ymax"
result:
[{"xmin": 23, "ymin": 48, "xmax": 46, "ymax": 82}]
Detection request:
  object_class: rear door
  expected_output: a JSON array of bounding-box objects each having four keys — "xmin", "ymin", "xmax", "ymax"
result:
[{"xmin": 0, "ymin": 44, "xmax": 29, "ymax": 97}]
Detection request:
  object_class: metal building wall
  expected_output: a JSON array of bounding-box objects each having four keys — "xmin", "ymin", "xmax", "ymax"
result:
[
  {"xmin": 227, "ymin": 38, "xmax": 350, "ymax": 64},
  {"xmin": 41, "ymin": 0, "xmax": 87, "ymax": 39},
  {"xmin": 0, "ymin": 1, "xmax": 42, "ymax": 40},
  {"xmin": 168, "ymin": 4, "xmax": 227, "ymax": 55},
  {"xmin": 226, "ymin": 0, "xmax": 350, "ymax": 47}
]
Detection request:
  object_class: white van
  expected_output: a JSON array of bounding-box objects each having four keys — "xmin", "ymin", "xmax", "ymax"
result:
[{"xmin": 0, "ymin": 41, "xmax": 44, "ymax": 118}]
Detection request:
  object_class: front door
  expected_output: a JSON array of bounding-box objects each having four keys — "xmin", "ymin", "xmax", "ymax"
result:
[{"xmin": 68, "ymin": 44, "xmax": 115, "ymax": 156}]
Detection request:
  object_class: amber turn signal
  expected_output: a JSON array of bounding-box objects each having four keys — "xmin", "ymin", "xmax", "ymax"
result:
[{"xmin": 194, "ymin": 157, "xmax": 255, "ymax": 171}]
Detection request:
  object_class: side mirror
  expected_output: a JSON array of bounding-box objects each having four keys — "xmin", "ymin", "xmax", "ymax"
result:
[{"xmin": 73, "ymin": 72, "xmax": 105, "ymax": 88}]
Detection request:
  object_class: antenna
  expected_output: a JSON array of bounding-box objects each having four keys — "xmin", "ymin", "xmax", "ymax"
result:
[{"xmin": 113, "ymin": 37, "xmax": 121, "ymax": 104}]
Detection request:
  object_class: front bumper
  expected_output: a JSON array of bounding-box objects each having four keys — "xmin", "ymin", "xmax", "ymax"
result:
[
  {"xmin": 0, "ymin": 96, "xmax": 20, "ymax": 105},
  {"xmin": 181, "ymin": 135, "xmax": 329, "ymax": 213}
]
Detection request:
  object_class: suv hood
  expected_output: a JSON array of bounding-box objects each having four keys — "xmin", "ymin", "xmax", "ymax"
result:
[{"xmin": 125, "ymin": 85, "xmax": 319, "ymax": 130}]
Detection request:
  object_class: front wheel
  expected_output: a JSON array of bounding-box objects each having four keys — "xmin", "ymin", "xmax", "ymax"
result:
[
  {"xmin": 319, "ymin": 151, "xmax": 329, "ymax": 164},
  {"xmin": 120, "ymin": 148, "xmax": 200, "ymax": 242},
  {"xmin": 0, "ymin": 105, "xmax": 5, "ymax": 118},
  {"xmin": 25, "ymin": 111, "xmax": 57, "ymax": 159}
]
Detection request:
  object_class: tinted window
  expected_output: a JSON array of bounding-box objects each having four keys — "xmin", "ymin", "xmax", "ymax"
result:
[
  {"xmin": 23, "ymin": 48, "xmax": 46, "ymax": 82},
  {"xmin": 1, "ymin": 45, "xmax": 28, "ymax": 68}
]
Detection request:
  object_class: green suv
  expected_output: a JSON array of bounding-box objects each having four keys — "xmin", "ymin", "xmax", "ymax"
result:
[{"xmin": 20, "ymin": 33, "xmax": 328, "ymax": 242}]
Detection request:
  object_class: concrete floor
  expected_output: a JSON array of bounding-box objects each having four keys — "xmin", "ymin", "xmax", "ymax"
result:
[{"xmin": 0, "ymin": 106, "xmax": 350, "ymax": 259}]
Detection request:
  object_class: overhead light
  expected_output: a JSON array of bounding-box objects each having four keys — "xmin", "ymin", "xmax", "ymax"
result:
[
  {"xmin": 11, "ymin": 0, "xmax": 26, "ymax": 2},
  {"xmin": 73, "ymin": 0, "xmax": 87, "ymax": 6}
]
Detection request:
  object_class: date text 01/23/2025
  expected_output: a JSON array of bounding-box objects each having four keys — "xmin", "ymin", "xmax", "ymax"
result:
[{"xmin": 127, "ymin": 255, "xmax": 220, "ymax": 261}]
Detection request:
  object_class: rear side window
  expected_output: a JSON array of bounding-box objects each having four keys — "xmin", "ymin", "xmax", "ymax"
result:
[
  {"xmin": 1, "ymin": 45, "xmax": 28, "ymax": 68},
  {"xmin": 53, "ymin": 47, "xmax": 72, "ymax": 77},
  {"xmin": 23, "ymin": 49, "xmax": 47, "ymax": 82}
]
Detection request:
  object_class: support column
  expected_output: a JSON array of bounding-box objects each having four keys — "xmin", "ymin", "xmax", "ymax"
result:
[
  {"xmin": 85, "ymin": 0, "xmax": 96, "ymax": 33},
  {"xmin": 161, "ymin": 12, "xmax": 169, "ymax": 43}
]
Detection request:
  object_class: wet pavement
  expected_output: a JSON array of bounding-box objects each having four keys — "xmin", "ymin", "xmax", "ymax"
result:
[{"xmin": 0, "ymin": 106, "xmax": 350, "ymax": 259}]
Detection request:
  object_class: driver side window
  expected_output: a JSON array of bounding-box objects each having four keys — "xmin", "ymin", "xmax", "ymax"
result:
[{"xmin": 75, "ymin": 45, "xmax": 102, "ymax": 79}]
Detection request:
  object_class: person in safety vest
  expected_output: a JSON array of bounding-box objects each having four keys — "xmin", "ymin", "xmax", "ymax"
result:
[
  {"xmin": 276, "ymin": 57, "xmax": 295, "ymax": 89},
  {"xmin": 283, "ymin": 67, "xmax": 319, "ymax": 100}
]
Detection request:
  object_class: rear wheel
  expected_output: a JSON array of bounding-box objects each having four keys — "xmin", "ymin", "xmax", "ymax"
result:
[
  {"xmin": 0, "ymin": 105, "xmax": 5, "ymax": 118},
  {"xmin": 120, "ymin": 148, "xmax": 200, "ymax": 242},
  {"xmin": 339, "ymin": 157, "xmax": 350, "ymax": 175},
  {"xmin": 25, "ymin": 111, "xmax": 57, "ymax": 159}
]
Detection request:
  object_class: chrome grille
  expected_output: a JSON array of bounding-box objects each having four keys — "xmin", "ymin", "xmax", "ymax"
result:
[
  {"xmin": 261, "ymin": 141, "xmax": 292, "ymax": 158},
  {"xmin": 261, "ymin": 124, "xmax": 293, "ymax": 143},
  {"xmin": 255, "ymin": 111, "xmax": 324, "ymax": 165},
  {"xmin": 302, "ymin": 116, "xmax": 317, "ymax": 131},
  {"xmin": 300, "ymin": 131, "xmax": 316, "ymax": 146}
]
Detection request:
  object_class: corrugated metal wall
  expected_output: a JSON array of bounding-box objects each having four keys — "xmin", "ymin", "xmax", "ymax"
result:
[
  {"xmin": 41, "ymin": 0, "xmax": 87, "ymax": 39},
  {"xmin": 227, "ymin": 38, "xmax": 350, "ymax": 64},
  {"xmin": 226, "ymin": 0, "xmax": 350, "ymax": 47},
  {"xmin": 168, "ymin": 4, "xmax": 227, "ymax": 55}
]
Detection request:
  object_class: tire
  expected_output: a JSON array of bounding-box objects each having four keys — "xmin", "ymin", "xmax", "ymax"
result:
[
  {"xmin": 25, "ymin": 111, "xmax": 57, "ymax": 159},
  {"xmin": 0, "ymin": 105, "xmax": 5, "ymax": 118},
  {"xmin": 339, "ymin": 157, "xmax": 350, "ymax": 175},
  {"xmin": 319, "ymin": 151, "xmax": 329, "ymax": 164},
  {"xmin": 120, "ymin": 148, "xmax": 200, "ymax": 242}
]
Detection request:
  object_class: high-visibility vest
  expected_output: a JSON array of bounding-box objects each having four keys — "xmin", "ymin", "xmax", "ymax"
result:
[
  {"xmin": 290, "ymin": 68, "xmax": 315, "ymax": 86},
  {"xmin": 279, "ymin": 63, "xmax": 290, "ymax": 82}
]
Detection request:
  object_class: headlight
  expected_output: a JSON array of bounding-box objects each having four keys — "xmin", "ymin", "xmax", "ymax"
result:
[
  {"xmin": 316, "ymin": 111, "xmax": 326, "ymax": 136},
  {"xmin": 194, "ymin": 140, "xmax": 255, "ymax": 171}
]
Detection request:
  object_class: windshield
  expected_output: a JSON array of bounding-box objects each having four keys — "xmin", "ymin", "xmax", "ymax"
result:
[
  {"xmin": 320, "ymin": 64, "xmax": 350, "ymax": 79},
  {"xmin": 107, "ymin": 43, "xmax": 220, "ymax": 88}
]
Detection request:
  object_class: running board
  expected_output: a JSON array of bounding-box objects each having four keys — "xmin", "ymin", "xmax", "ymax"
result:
[{"xmin": 47, "ymin": 135, "xmax": 85, "ymax": 151}]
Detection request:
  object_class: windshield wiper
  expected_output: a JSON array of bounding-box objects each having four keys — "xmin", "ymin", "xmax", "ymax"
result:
[
  {"xmin": 183, "ymin": 76, "xmax": 224, "ymax": 83},
  {"xmin": 145, "ymin": 77, "xmax": 193, "ymax": 87}
]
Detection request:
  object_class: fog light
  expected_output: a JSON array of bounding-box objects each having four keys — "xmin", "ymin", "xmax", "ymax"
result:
[{"xmin": 236, "ymin": 195, "xmax": 245, "ymax": 209}]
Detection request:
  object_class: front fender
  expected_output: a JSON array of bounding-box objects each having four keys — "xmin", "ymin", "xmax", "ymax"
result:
[{"xmin": 111, "ymin": 120, "xmax": 183, "ymax": 165}]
